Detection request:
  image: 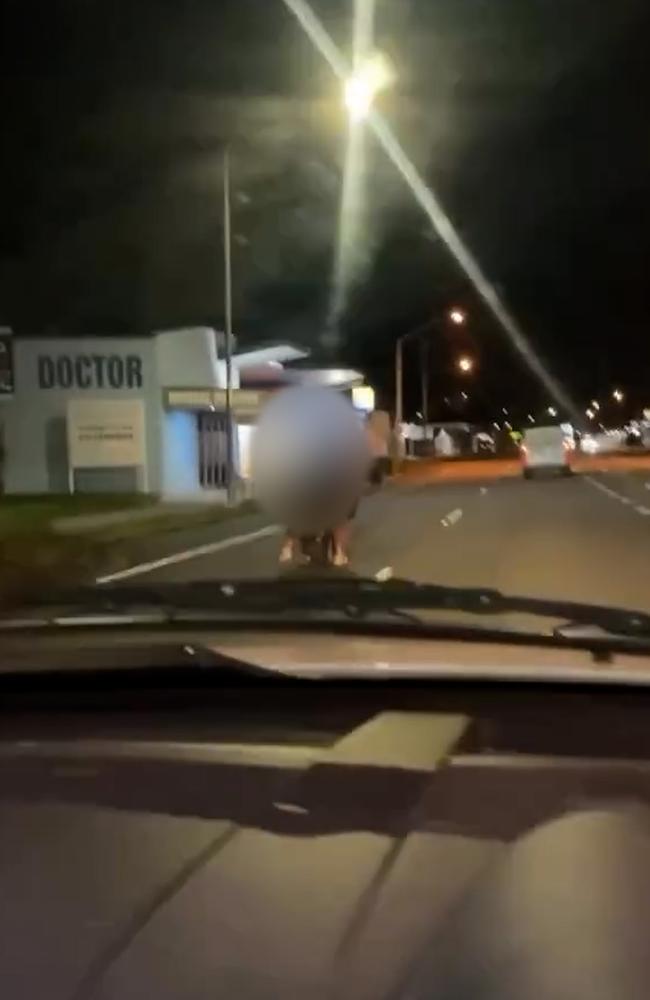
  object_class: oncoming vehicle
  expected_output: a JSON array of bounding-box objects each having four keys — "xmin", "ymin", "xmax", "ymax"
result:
[{"xmin": 521, "ymin": 424, "xmax": 571, "ymax": 478}]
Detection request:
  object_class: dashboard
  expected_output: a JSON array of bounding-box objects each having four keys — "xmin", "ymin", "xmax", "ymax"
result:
[{"xmin": 1, "ymin": 635, "xmax": 650, "ymax": 999}]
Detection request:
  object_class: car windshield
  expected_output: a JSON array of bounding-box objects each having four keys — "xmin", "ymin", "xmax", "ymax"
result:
[{"xmin": 2, "ymin": 2, "xmax": 650, "ymax": 645}]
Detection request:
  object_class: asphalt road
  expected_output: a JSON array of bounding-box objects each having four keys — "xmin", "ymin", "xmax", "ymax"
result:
[{"xmin": 117, "ymin": 465, "xmax": 650, "ymax": 615}]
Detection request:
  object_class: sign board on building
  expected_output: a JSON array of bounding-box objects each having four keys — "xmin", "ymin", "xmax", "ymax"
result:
[
  {"xmin": 352, "ymin": 385, "xmax": 375, "ymax": 413},
  {"xmin": 38, "ymin": 352, "xmax": 143, "ymax": 390},
  {"xmin": 165, "ymin": 388, "xmax": 267, "ymax": 417},
  {"xmin": 67, "ymin": 399, "xmax": 146, "ymax": 469},
  {"xmin": 0, "ymin": 328, "xmax": 14, "ymax": 397}
]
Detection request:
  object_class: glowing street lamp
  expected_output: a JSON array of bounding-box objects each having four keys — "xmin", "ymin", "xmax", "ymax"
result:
[
  {"xmin": 394, "ymin": 307, "xmax": 471, "ymax": 466},
  {"xmin": 612, "ymin": 388, "xmax": 624, "ymax": 403},
  {"xmin": 547, "ymin": 406, "xmax": 557, "ymax": 418},
  {"xmin": 586, "ymin": 408, "xmax": 595, "ymax": 420},
  {"xmin": 344, "ymin": 51, "xmax": 394, "ymax": 121},
  {"xmin": 591, "ymin": 400, "xmax": 600, "ymax": 411}
]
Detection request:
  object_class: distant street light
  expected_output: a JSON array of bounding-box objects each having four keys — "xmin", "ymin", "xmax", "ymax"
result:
[
  {"xmin": 457, "ymin": 355, "xmax": 473, "ymax": 374},
  {"xmin": 586, "ymin": 408, "xmax": 595, "ymax": 420},
  {"xmin": 344, "ymin": 51, "xmax": 394, "ymax": 121},
  {"xmin": 394, "ymin": 308, "xmax": 471, "ymax": 469},
  {"xmin": 591, "ymin": 400, "xmax": 600, "ymax": 411},
  {"xmin": 547, "ymin": 406, "xmax": 557, "ymax": 418},
  {"xmin": 613, "ymin": 388, "xmax": 624, "ymax": 403},
  {"xmin": 527, "ymin": 414, "xmax": 535, "ymax": 423}
]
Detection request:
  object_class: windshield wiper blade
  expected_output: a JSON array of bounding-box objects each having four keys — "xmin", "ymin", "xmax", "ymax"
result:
[{"xmin": 12, "ymin": 578, "xmax": 650, "ymax": 641}]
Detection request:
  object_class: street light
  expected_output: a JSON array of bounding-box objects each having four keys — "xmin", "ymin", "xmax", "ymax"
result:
[
  {"xmin": 586, "ymin": 408, "xmax": 595, "ymax": 420},
  {"xmin": 613, "ymin": 388, "xmax": 624, "ymax": 403},
  {"xmin": 591, "ymin": 400, "xmax": 600, "ymax": 411},
  {"xmin": 449, "ymin": 308, "xmax": 466, "ymax": 326},
  {"xmin": 394, "ymin": 308, "xmax": 470, "ymax": 468},
  {"xmin": 547, "ymin": 406, "xmax": 557, "ymax": 418},
  {"xmin": 457, "ymin": 355, "xmax": 473, "ymax": 374},
  {"xmin": 344, "ymin": 51, "xmax": 394, "ymax": 121}
]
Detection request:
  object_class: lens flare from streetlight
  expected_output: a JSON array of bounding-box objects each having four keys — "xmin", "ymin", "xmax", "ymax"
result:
[
  {"xmin": 449, "ymin": 308, "xmax": 466, "ymax": 326},
  {"xmin": 458, "ymin": 356, "xmax": 473, "ymax": 373},
  {"xmin": 344, "ymin": 51, "xmax": 394, "ymax": 121},
  {"xmin": 280, "ymin": 0, "xmax": 578, "ymax": 421}
]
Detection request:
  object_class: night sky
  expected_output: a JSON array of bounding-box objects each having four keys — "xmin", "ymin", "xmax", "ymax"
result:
[{"xmin": 1, "ymin": 0, "xmax": 649, "ymax": 421}]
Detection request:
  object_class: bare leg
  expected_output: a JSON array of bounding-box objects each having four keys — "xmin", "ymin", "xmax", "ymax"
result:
[
  {"xmin": 279, "ymin": 533, "xmax": 296, "ymax": 563},
  {"xmin": 332, "ymin": 521, "xmax": 351, "ymax": 565}
]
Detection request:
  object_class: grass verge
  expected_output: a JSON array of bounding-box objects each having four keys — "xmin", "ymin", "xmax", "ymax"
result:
[{"xmin": 0, "ymin": 497, "xmax": 259, "ymax": 608}]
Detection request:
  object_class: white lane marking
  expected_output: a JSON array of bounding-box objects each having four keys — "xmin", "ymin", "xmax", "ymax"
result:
[
  {"xmin": 587, "ymin": 476, "xmax": 618, "ymax": 499},
  {"xmin": 587, "ymin": 475, "xmax": 650, "ymax": 520},
  {"xmin": 480, "ymin": 487, "xmax": 488, "ymax": 495},
  {"xmin": 441, "ymin": 507, "xmax": 463, "ymax": 528},
  {"xmin": 375, "ymin": 566, "xmax": 393, "ymax": 582},
  {"xmin": 96, "ymin": 525, "xmax": 282, "ymax": 584}
]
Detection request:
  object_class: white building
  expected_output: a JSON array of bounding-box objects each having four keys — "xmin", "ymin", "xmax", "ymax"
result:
[{"xmin": 0, "ymin": 327, "xmax": 367, "ymax": 499}]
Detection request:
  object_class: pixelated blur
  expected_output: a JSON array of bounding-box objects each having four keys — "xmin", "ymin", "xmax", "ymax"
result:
[{"xmin": 252, "ymin": 386, "xmax": 370, "ymax": 534}]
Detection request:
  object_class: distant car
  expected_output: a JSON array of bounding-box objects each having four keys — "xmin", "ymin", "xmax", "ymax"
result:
[{"xmin": 521, "ymin": 424, "xmax": 571, "ymax": 478}]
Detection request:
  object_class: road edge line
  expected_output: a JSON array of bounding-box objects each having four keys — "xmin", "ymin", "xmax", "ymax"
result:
[{"xmin": 96, "ymin": 524, "xmax": 281, "ymax": 584}]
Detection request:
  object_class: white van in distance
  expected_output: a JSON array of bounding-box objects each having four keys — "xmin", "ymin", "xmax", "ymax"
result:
[{"xmin": 521, "ymin": 424, "xmax": 572, "ymax": 478}]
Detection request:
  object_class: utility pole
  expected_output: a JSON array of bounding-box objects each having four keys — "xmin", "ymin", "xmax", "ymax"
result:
[
  {"xmin": 223, "ymin": 145, "xmax": 235, "ymax": 505},
  {"xmin": 420, "ymin": 338, "xmax": 429, "ymax": 427},
  {"xmin": 394, "ymin": 309, "xmax": 467, "ymax": 468},
  {"xmin": 393, "ymin": 336, "xmax": 403, "ymax": 474}
]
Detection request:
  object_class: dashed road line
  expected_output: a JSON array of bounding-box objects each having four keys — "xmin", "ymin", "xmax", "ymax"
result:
[{"xmin": 586, "ymin": 475, "xmax": 650, "ymax": 521}]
